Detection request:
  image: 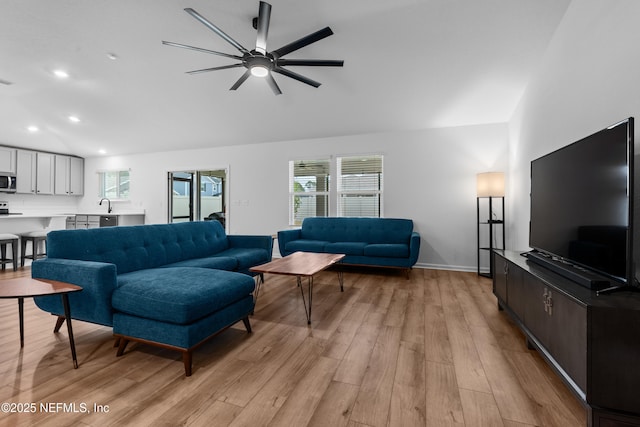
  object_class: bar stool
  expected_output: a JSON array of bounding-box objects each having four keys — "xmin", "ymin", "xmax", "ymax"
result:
[
  {"xmin": 0, "ymin": 233, "xmax": 19, "ymax": 271},
  {"xmin": 20, "ymin": 230, "xmax": 48, "ymax": 267}
]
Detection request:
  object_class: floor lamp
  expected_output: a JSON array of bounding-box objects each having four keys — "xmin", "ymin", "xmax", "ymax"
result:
[{"xmin": 477, "ymin": 172, "xmax": 505, "ymax": 277}]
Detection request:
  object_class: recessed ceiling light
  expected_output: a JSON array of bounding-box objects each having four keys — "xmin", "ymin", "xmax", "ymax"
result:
[
  {"xmin": 107, "ymin": 52, "xmax": 118, "ymax": 60},
  {"xmin": 53, "ymin": 69, "xmax": 69, "ymax": 79},
  {"xmin": 68, "ymin": 115, "xmax": 81, "ymax": 123},
  {"xmin": 27, "ymin": 125, "xmax": 39, "ymax": 132},
  {"xmin": 98, "ymin": 149, "xmax": 107, "ymax": 155}
]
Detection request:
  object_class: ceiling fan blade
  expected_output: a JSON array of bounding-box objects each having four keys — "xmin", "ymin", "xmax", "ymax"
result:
[
  {"xmin": 187, "ymin": 64, "xmax": 245, "ymax": 75},
  {"xmin": 184, "ymin": 8, "xmax": 250, "ymax": 54},
  {"xmin": 276, "ymin": 59, "xmax": 344, "ymax": 67},
  {"xmin": 230, "ymin": 70, "xmax": 252, "ymax": 90},
  {"xmin": 273, "ymin": 67, "xmax": 321, "ymax": 88},
  {"xmin": 162, "ymin": 41, "xmax": 243, "ymax": 61},
  {"xmin": 266, "ymin": 73, "xmax": 282, "ymax": 95},
  {"xmin": 255, "ymin": 1, "xmax": 271, "ymax": 54},
  {"xmin": 271, "ymin": 27, "xmax": 334, "ymax": 58}
]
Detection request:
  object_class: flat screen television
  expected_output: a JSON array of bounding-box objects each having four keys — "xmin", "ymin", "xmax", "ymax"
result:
[{"xmin": 529, "ymin": 117, "xmax": 637, "ymax": 291}]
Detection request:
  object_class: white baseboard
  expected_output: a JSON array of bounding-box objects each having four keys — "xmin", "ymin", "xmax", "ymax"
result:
[
  {"xmin": 414, "ymin": 262, "xmax": 479, "ymax": 273},
  {"xmin": 271, "ymin": 256, "xmax": 480, "ymax": 274}
]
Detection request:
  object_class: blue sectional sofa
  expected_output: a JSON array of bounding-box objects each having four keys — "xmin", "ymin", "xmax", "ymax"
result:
[
  {"xmin": 278, "ymin": 217, "xmax": 420, "ymax": 275},
  {"xmin": 31, "ymin": 221, "xmax": 273, "ymax": 376}
]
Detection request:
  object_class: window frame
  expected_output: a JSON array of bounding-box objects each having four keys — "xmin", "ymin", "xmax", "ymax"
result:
[
  {"xmin": 288, "ymin": 154, "xmax": 384, "ymax": 225},
  {"xmin": 288, "ymin": 159, "xmax": 331, "ymax": 226},
  {"xmin": 337, "ymin": 154, "xmax": 384, "ymax": 218},
  {"xmin": 97, "ymin": 169, "xmax": 130, "ymax": 200}
]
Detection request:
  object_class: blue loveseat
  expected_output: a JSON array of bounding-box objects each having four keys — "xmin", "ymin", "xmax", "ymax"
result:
[
  {"xmin": 31, "ymin": 221, "xmax": 272, "ymax": 376},
  {"xmin": 278, "ymin": 217, "xmax": 420, "ymax": 275}
]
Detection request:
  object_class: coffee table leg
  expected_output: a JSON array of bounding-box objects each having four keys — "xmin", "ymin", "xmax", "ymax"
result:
[
  {"xmin": 61, "ymin": 294, "xmax": 78, "ymax": 369},
  {"xmin": 297, "ymin": 275, "xmax": 313, "ymax": 325},
  {"xmin": 252, "ymin": 274, "xmax": 264, "ymax": 314},
  {"xmin": 18, "ymin": 297, "xmax": 24, "ymax": 347},
  {"xmin": 337, "ymin": 270, "xmax": 344, "ymax": 292},
  {"xmin": 254, "ymin": 274, "xmax": 264, "ymax": 301},
  {"xmin": 308, "ymin": 276, "xmax": 313, "ymax": 323}
]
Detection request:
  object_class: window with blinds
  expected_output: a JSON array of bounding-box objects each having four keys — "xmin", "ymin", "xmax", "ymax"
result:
[
  {"xmin": 337, "ymin": 155, "xmax": 383, "ymax": 217},
  {"xmin": 289, "ymin": 159, "xmax": 330, "ymax": 225}
]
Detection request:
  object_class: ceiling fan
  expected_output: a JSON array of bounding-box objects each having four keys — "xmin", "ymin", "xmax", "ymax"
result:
[{"xmin": 163, "ymin": 1, "xmax": 344, "ymax": 95}]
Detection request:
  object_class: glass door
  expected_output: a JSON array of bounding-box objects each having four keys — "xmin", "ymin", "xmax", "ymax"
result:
[
  {"xmin": 168, "ymin": 169, "xmax": 228, "ymax": 228},
  {"xmin": 197, "ymin": 170, "xmax": 226, "ymax": 227},
  {"xmin": 169, "ymin": 172, "xmax": 193, "ymax": 223}
]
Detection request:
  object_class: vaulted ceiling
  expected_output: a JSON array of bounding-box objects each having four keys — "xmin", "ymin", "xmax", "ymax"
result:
[{"xmin": 0, "ymin": 0, "xmax": 570, "ymax": 157}]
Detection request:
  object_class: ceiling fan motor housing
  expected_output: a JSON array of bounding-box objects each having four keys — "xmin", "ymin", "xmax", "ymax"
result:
[{"xmin": 245, "ymin": 51, "xmax": 274, "ymax": 71}]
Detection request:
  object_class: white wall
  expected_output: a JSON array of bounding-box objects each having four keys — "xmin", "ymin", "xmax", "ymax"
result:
[
  {"xmin": 508, "ymin": 0, "xmax": 640, "ymax": 250},
  {"xmin": 81, "ymin": 124, "xmax": 508, "ymax": 271}
]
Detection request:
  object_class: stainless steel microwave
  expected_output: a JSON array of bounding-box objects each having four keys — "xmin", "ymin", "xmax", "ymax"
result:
[{"xmin": 0, "ymin": 174, "xmax": 16, "ymax": 192}]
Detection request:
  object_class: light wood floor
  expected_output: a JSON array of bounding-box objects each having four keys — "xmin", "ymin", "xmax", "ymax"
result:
[{"xmin": 0, "ymin": 267, "xmax": 586, "ymax": 426}]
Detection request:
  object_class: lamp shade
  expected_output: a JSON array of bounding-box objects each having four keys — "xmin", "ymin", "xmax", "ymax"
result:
[{"xmin": 477, "ymin": 172, "xmax": 505, "ymax": 197}]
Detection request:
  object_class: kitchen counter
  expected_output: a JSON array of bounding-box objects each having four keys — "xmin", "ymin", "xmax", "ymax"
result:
[
  {"xmin": 73, "ymin": 211, "xmax": 146, "ymax": 216},
  {"xmin": 0, "ymin": 211, "xmax": 146, "ymax": 218},
  {"xmin": 0, "ymin": 211, "xmax": 146, "ymax": 233},
  {"xmin": 0, "ymin": 213, "xmax": 70, "ymax": 235},
  {"xmin": 0, "ymin": 213, "xmax": 71, "ymax": 219}
]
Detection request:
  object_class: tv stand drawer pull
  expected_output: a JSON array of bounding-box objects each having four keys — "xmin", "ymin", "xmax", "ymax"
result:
[{"xmin": 543, "ymin": 288, "xmax": 553, "ymax": 316}]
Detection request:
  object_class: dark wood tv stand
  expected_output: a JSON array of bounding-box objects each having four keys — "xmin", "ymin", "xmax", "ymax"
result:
[{"xmin": 493, "ymin": 250, "xmax": 640, "ymax": 426}]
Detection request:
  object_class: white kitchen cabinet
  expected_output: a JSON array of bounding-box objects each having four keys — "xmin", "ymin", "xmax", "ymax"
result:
[
  {"xmin": 16, "ymin": 149, "xmax": 37, "ymax": 194},
  {"xmin": 75, "ymin": 215, "xmax": 100, "ymax": 228},
  {"xmin": 0, "ymin": 147, "xmax": 16, "ymax": 174},
  {"xmin": 36, "ymin": 152, "xmax": 55, "ymax": 195},
  {"xmin": 4, "ymin": 145, "xmax": 85, "ymax": 196},
  {"xmin": 69, "ymin": 156, "xmax": 84, "ymax": 195},
  {"xmin": 54, "ymin": 155, "xmax": 84, "ymax": 196}
]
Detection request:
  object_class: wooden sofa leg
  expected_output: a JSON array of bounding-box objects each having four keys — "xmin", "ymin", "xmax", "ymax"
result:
[
  {"xmin": 183, "ymin": 351, "xmax": 193, "ymax": 377},
  {"xmin": 116, "ymin": 338, "xmax": 130, "ymax": 356},
  {"xmin": 53, "ymin": 316, "xmax": 65, "ymax": 333},
  {"xmin": 113, "ymin": 337, "xmax": 121, "ymax": 348},
  {"xmin": 242, "ymin": 316, "xmax": 252, "ymax": 333}
]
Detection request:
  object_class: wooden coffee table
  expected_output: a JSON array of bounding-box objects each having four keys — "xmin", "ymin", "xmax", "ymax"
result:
[
  {"xmin": 250, "ymin": 251, "xmax": 345, "ymax": 324},
  {"xmin": 0, "ymin": 277, "xmax": 83, "ymax": 368}
]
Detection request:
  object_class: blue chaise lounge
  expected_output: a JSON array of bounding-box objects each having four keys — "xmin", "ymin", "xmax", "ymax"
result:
[{"xmin": 31, "ymin": 221, "xmax": 273, "ymax": 376}]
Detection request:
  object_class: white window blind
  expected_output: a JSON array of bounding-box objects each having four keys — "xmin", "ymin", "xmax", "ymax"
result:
[
  {"xmin": 289, "ymin": 159, "xmax": 330, "ymax": 225},
  {"xmin": 337, "ymin": 155, "xmax": 383, "ymax": 217}
]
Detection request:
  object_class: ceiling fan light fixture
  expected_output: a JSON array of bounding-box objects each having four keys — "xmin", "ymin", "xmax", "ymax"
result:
[
  {"xmin": 164, "ymin": 2, "xmax": 343, "ymax": 94},
  {"xmin": 250, "ymin": 65, "xmax": 269, "ymax": 77}
]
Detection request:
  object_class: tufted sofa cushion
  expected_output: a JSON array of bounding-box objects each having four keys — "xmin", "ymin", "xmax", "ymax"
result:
[
  {"xmin": 46, "ymin": 221, "xmax": 230, "ymax": 274},
  {"xmin": 301, "ymin": 217, "xmax": 414, "ymax": 244}
]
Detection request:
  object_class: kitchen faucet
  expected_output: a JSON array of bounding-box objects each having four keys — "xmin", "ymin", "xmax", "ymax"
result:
[{"xmin": 99, "ymin": 198, "xmax": 112, "ymax": 213}]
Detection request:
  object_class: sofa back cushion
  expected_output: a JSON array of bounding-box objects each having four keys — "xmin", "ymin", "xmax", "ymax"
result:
[
  {"xmin": 46, "ymin": 221, "xmax": 230, "ymax": 274},
  {"xmin": 301, "ymin": 217, "xmax": 414, "ymax": 244}
]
